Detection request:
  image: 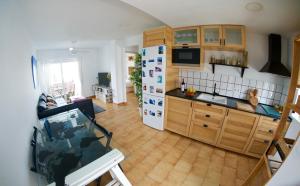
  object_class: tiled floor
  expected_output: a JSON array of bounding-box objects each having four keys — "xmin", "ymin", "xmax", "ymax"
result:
[{"xmin": 92, "ymin": 93, "xmax": 258, "ymax": 186}]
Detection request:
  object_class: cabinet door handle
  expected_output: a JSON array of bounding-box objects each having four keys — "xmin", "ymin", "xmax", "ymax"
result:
[
  {"xmin": 219, "ymin": 39, "xmax": 222, "ymax": 45},
  {"xmin": 264, "ymin": 140, "xmax": 270, "ymax": 144},
  {"xmin": 203, "ymin": 124, "xmax": 208, "ymax": 128},
  {"xmin": 268, "ymin": 129, "xmax": 274, "ymax": 133},
  {"xmin": 205, "ymin": 114, "xmax": 210, "ymax": 118},
  {"xmin": 207, "ymin": 103, "xmax": 211, "ymax": 106},
  {"xmin": 223, "ymin": 39, "xmax": 226, "ymax": 45},
  {"xmin": 182, "ymin": 43, "xmax": 188, "ymax": 46}
]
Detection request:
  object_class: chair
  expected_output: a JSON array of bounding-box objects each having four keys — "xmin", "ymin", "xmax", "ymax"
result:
[{"xmin": 73, "ymin": 98, "xmax": 96, "ymax": 121}]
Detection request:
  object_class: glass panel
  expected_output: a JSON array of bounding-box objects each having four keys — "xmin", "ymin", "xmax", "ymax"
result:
[
  {"xmin": 204, "ymin": 28, "xmax": 220, "ymax": 43},
  {"xmin": 225, "ymin": 28, "xmax": 242, "ymax": 45},
  {"xmin": 175, "ymin": 29, "xmax": 198, "ymax": 44}
]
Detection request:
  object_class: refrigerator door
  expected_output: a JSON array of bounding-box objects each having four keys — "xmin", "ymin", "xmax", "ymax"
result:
[
  {"xmin": 142, "ymin": 94, "xmax": 165, "ymax": 130},
  {"xmin": 141, "ymin": 45, "xmax": 166, "ymax": 98}
]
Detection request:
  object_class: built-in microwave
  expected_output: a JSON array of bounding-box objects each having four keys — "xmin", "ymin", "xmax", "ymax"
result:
[{"xmin": 172, "ymin": 48, "xmax": 200, "ymax": 65}]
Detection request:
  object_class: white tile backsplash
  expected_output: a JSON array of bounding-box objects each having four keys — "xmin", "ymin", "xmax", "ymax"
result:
[
  {"xmin": 178, "ymin": 69, "xmax": 289, "ymax": 106},
  {"xmin": 263, "ymin": 82, "xmax": 270, "ymax": 90},
  {"xmin": 227, "ymin": 83, "xmax": 234, "ymax": 91},
  {"xmin": 220, "ymin": 83, "xmax": 228, "ymax": 90},
  {"xmin": 207, "ymin": 80, "xmax": 214, "ymax": 87},
  {"xmin": 242, "ymin": 78, "xmax": 250, "ymax": 86},
  {"xmin": 221, "ymin": 74, "xmax": 229, "ymax": 82},
  {"xmin": 194, "ymin": 72, "xmax": 201, "ymax": 79},
  {"xmin": 228, "ymin": 76, "xmax": 235, "ymax": 84},
  {"xmin": 261, "ymin": 90, "xmax": 269, "ymax": 98},
  {"xmin": 256, "ymin": 81, "xmax": 263, "ymax": 89}
]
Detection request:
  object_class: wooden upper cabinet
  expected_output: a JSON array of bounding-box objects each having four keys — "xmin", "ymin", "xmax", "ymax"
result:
[
  {"xmin": 164, "ymin": 96, "xmax": 192, "ymax": 136},
  {"xmin": 223, "ymin": 25, "xmax": 246, "ymax": 50},
  {"xmin": 143, "ymin": 26, "xmax": 172, "ymax": 48},
  {"xmin": 201, "ymin": 25, "xmax": 246, "ymax": 50},
  {"xmin": 201, "ymin": 25, "xmax": 223, "ymax": 47},
  {"xmin": 173, "ymin": 26, "xmax": 200, "ymax": 47},
  {"xmin": 217, "ymin": 109, "xmax": 259, "ymax": 153}
]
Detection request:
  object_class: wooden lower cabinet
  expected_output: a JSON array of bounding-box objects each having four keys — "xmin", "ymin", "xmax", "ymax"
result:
[
  {"xmin": 217, "ymin": 109, "xmax": 260, "ymax": 153},
  {"xmin": 245, "ymin": 116, "xmax": 279, "ymax": 157},
  {"xmin": 164, "ymin": 96, "xmax": 279, "ymax": 158},
  {"xmin": 189, "ymin": 121, "xmax": 221, "ymax": 145},
  {"xmin": 245, "ymin": 137, "xmax": 271, "ymax": 158},
  {"xmin": 164, "ymin": 96, "xmax": 192, "ymax": 136}
]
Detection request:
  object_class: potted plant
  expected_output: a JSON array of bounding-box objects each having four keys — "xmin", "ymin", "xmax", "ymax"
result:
[{"xmin": 130, "ymin": 53, "xmax": 143, "ymax": 117}]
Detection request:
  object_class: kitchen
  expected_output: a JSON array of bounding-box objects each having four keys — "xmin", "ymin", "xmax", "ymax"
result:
[{"xmin": 141, "ymin": 23, "xmax": 300, "ymax": 185}]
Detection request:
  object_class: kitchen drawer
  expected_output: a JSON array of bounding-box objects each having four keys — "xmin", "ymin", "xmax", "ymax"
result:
[
  {"xmin": 189, "ymin": 121, "xmax": 221, "ymax": 145},
  {"xmin": 192, "ymin": 101, "xmax": 227, "ymax": 116},
  {"xmin": 192, "ymin": 111, "xmax": 224, "ymax": 128},
  {"xmin": 168, "ymin": 97, "xmax": 191, "ymax": 115},
  {"xmin": 255, "ymin": 117, "xmax": 279, "ymax": 139},
  {"xmin": 245, "ymin": 137, "xmax": 271, "ymax": 158}
]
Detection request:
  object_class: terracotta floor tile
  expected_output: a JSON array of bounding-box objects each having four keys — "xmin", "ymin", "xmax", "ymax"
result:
[
  {"xmin": 148, "ymin": 161, "xmax": 174, "ymax": 183},
  {"xmin": 92, "ymin": 93, "xmax": 258, "ymax": 186}
]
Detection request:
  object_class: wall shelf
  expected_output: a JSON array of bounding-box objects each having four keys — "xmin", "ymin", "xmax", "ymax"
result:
[{"xmin": 209, "ymin": 63, "xmax": 248, "ymax": 77}]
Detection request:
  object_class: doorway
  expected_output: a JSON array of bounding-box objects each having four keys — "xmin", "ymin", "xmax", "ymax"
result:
[{"xmin": 123, "ymin": 45, "xmax": 139, "ymax": 103}]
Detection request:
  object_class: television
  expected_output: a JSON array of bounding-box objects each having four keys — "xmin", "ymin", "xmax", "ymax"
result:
[{"xmin": 98, "ymin": 72, "xmax": 110, "ymax": 87}]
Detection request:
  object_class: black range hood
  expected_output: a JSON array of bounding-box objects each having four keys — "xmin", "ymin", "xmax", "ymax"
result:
[{"xmin": 260, "ymin": 34, "xmax": 291, "ymax": 77}]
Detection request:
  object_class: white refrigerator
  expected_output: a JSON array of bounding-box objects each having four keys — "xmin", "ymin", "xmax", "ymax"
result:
[{"xmin": 142, "ymin": 45, "xmax": 166, "ymax": 130}]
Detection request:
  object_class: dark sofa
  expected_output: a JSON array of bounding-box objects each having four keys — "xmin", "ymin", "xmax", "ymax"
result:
[{"xmin": 37, "ymin": 94, "xmax": 95, "ymax": 120}]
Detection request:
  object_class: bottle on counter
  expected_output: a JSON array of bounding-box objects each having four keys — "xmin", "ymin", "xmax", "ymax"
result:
[{"xmin": 181, "ymin": 79, "xmax": 186, "ymax": 92}]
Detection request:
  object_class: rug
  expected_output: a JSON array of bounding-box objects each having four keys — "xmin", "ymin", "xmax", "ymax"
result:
[{"xmin": 93, "ymin": 103, "xmax": 105, "ymax": 114}]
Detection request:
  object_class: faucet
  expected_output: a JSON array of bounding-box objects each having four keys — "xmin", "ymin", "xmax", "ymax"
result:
[{"xmin": 213, "ymin": 83, "xmax": 219, "ymax": 97}]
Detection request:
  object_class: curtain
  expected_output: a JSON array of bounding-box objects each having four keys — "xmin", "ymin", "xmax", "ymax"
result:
[{"xmin": 38, "ymin": 57, "xmax": 82, "ymax": 98}]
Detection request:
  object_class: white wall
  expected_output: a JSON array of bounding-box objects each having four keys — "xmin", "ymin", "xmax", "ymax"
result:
[
  {"xmin": 37, "ymin": 48, "xmax": 109, "ymax": 97},
  {"xmin": 100, "ymin": 34, "xmax": 143, "ymax": 104},
  {"xmin": 0, "ymin": 1, "xmax": 38, "ymax": 185}
]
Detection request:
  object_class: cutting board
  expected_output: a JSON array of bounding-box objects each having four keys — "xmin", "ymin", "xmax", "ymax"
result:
[{"xmin": 237, "ymin": 102, "xmax": 256, "ymax": 112}]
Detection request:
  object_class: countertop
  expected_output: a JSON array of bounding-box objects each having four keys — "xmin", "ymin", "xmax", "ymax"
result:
[{"xmin": 166, "ymin": 88, "xmax": 281, "ymax": 119}]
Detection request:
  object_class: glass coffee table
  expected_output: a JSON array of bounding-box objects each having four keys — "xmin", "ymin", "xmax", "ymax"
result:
[{"xmin": 31, "ymin": 109, "xmax": 131, "ymax": 186}]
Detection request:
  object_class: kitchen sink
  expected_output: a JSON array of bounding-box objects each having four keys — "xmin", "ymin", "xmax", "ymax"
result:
[{"xmin": 196, "ymin": 93, "xmax": 227, "ymax": 105}]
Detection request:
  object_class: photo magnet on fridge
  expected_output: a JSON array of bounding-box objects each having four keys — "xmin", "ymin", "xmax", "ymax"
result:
[
  {"xmin": 142, "ymin": 60, "xmax": 146, "ymax": 67},
  {"xmin": 157, "ymin": 57, "xmax": 162, "ymax": 64},
  {"xmin": 150, "ymin": 86, "xmax": 154, "ymax": 93},
  {"xmin": 158, "ymin": 46, "xmax": 164, "ymax": 54},
  {"xmin": 149, "ymin": 99, "xmax": 155, "ymax": 105},
  {"xmin": 156, "ymin": 88, "xmax": 163, "ymax": 94},
  {"xmin": 157, "ymin": 110, "xmax": 162, "ymax": 117},
  {"xmin": 157, "ymin": 75, "xmax": 162, "ymax": 83},
  {"xmin": 148, "ymin": 59, "xmax": 155, "ymax": 63},
  {"xmin": 144, "ymin": 109, "xmax": 148, "ymax": 115},
  {"xmin": 142, "ymin": 71, "xmax": 146, "ymax": 77},
  {"xmin": 155, "ymin": 67, "xmax": 162, "ymax": 72},
  {"xmin": 143, "ymin": 84, "xmax": 147, "ymax": 91},
  {"xmin": 142, "ymin": 49, "xmax": 146, "ymax": 56},
  {"xmin": 149, "ymin": 70, "xmax": 154, "ymax": 77},
  {"xmin": 158, "ymin": 100, "xmax": 163, "ymax": 106},
  {"xmin": 149, "ymin": 110, "xmax": 155, "ymax": 116}
]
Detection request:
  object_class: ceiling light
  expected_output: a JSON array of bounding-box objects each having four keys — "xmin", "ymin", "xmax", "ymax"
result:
[
  {"xmin": 245, "ymin": 2, "xmax": 263, "ymax": 12},
  {"xmin": 69, "ymin": 47, "xmax": 74, "ymax": 51}
]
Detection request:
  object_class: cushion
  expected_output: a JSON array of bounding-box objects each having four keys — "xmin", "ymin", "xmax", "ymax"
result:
[{"xmin": 37, "ymin": 100, "xmax": 47, "ymax": 112}]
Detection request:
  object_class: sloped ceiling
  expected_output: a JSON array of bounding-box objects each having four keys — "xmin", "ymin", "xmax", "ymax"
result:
[
  {"xmin": 121, "ymin": 0, "xmax": 300, "ymax": 35},
  {"xmin": 24, "ymin": 0, "xmax": 164, "ymax": 48}
]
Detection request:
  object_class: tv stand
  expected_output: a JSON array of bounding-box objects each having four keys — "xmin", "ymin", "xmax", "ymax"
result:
[{"xmin": 92, "ymin": 85, "xmax": 113, "ymax": 103}]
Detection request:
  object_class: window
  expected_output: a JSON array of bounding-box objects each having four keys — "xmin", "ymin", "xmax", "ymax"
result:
[{"xmin": 43, "ymin": 60, "xmax": 81, "ymax": 98}]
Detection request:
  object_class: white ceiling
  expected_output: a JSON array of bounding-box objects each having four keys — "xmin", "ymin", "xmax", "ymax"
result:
[
  {"xmin": 24, "ymin": 0, "xmax": 163, "ymax": 48},
  {"xmin": 120, "ymin": 0, "xmax": 300, "ymax": 36}
]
